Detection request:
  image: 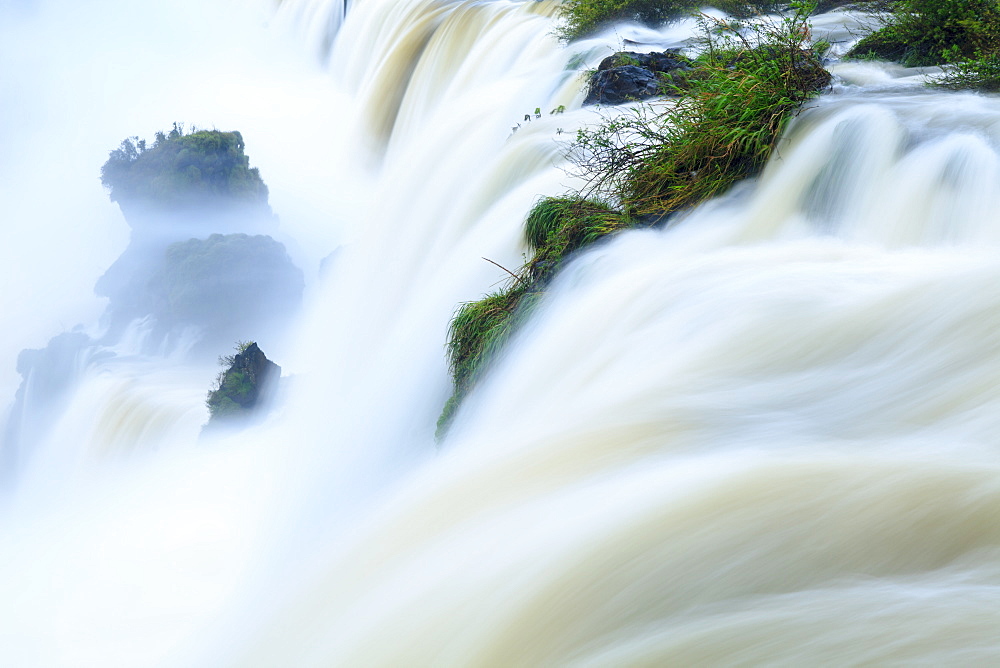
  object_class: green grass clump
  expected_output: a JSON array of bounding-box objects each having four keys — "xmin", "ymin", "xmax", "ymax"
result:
[
  {"xmin": 438, "ymin": 196, "xmax": 630, "ymax": 436},
  {"xmin": 524, "ymin": 197, "xmax": 632, "ymax": 281},
  {"xmin": 438, "ymin": 285, "xmax": 530, "ymax": 437},
  {"xmin": 557, "ymin": 0, "xmax": 781, "ymax": 41},
  {"xmin": 847, "ymin": 0, "xmax": 1000, "ymax": 67},
  {"xmin": 101, "ymin": 123, "xmax": 270, "ymax": 211},
  {"xmin": 438, "ymin": 4, "xmax": 830, "ymax": 438},
  {"xmin": 574, "ymin": 7, "xmax": 829, "ymax": 217}
]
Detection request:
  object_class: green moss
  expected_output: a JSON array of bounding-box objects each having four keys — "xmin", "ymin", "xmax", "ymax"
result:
[{"xmin": 100, "ymin": 123, "xmax": 270, "ymax": 211}]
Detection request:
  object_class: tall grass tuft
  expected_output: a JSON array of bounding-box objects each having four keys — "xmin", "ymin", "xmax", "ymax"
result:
[{"xmin": 573, "ymin": 5, "xmax": 829, "ymax": 217}]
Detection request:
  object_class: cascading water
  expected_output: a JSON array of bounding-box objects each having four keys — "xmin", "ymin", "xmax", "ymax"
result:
[{"xmin": 2, "ymin": 0, "xmax": 1000, "ymax": 665}]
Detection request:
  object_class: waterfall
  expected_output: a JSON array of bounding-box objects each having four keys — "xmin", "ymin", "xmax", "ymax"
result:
[{"xmin": 2, "ymin": 0, "xmax": 1000, "ymax": 665}]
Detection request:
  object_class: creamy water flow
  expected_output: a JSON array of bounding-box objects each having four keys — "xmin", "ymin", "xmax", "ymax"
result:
[
  {"xmin": 3, "ymin": 0, "xmax": 1000, "ymax": 665},
  {"xmin": 229, "ymin": 87, "xmax": 1000, "ymax": 664}
]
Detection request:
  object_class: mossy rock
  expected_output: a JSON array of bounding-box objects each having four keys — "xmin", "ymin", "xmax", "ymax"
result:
[
  {"xmin": 147, "ymin": 233, "xmax": 304, "ymax": 332},
  {"xmin": 206, "ymin": 342, "xmax": 281, "ymax": 424},
  {"xmin": 101, "ymin": 124, "xmax": 271, "ymax": 215},
  {"xmin": 584, "ymin": 51, "xmax": 695, "ymax": 106},
  {"xmin": 848, "ymin": 27, "xmax": 919, "ymax": 64}
]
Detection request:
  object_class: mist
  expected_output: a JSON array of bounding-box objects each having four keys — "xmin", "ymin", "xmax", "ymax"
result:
[{"xmin": 5, "ymin": 0, "xmax": 1000, "ymax": 665}]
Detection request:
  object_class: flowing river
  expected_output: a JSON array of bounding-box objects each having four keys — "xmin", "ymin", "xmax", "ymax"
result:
[{"xmin": 2, "ymin": 0, "xmax": 1000, "ymax": 665}]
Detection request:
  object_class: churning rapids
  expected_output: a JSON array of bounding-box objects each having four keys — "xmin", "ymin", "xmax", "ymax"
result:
[{"xmin": 3, "ymin": 0, "xmax": 1000, "ymax": 665}]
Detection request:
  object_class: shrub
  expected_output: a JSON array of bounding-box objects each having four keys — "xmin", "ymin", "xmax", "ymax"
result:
[
  {"xmin": 847, "ymin": 0, "xmax": 1000, "ymax": 67},
  {"xmin": 935, "ymin": 52, "xmax": 1000, "ymax": 90}
]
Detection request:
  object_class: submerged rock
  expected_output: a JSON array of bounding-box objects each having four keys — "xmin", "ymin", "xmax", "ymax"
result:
[
  {"xmin": 205, "ymin": 342, "xmax": 281, "ymax": 426},
  {"xmin": 584, "ymin": 50, "xmax": 692, "ymax": 106}
]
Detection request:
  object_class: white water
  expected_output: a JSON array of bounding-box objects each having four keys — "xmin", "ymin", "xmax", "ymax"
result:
[{"xmin": 2, "ymin": 0, "xmax": 1000, "ymax": 665}]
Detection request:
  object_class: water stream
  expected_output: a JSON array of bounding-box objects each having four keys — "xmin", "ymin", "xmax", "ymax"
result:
[{"xmin": 2, "ymin": 0, "xmax": 999, "ymax": 665}]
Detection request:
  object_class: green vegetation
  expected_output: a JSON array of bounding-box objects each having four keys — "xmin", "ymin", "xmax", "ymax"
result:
[
  {"xmin": 147, "ymin": 233, "xmax": 304, "ymax": 329},
  {"xmin": 847, "ymin": 0, "xmax": 1000, "ymax": 68},
  {"xmin": 206, "ymin": 341, "xmax": 281, "ymax": 423},
  {"xmin": 936, "ymin": 52, "xmax": 1000, "ymax": 90},
  {"xmin": 438, "ymin": 5, "xmax": 829, "ymax": 437},
  {"xmin": 100, "ymin": 123, "xmax": 270, "ymax": 210},
  {"xmin": 440, "ymin": 285, "xmax": 530, "ymax": 435},
  {"xmin": 438, "ymin": 197, "xmax": 630, "ymax": 436},
  {"xmin": 557, "ymin": 0, "xmax": 781, "ymax": 41},
  {"xmin": 574, "ymin": 7, "xmax": 830, "ymax": 217},
  {"xmin": 523, "ymin": 197, "xmax": 633, "ymax": 281},
  {"xmin": 558, "ymin": 0, "xmax": 689, "ymax": 41}
]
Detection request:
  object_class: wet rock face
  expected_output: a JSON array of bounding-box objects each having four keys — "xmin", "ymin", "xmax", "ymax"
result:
[
  {"xmin": 584, "ymin": 50, "xmax": 693, "ymax": 106},
  {"xmin": 205, "ymin": 342, "xmax": 281, "ymax": 425}
]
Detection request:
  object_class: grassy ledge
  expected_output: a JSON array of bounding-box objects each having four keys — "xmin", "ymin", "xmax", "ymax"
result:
[{"xmin": 437, "ymin": 4, "xmax": 830, "ymax": 438}]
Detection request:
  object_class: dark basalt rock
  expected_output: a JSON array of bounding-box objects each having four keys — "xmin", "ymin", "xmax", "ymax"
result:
[
  {"xmin": 205, "ymin": 342, "xmax": 281, "ymax": 425},
  {"xmin": 584, "ymin": 50, "xmax": 693, "ymax": 106},
  {"xmin": 596, "ymin": 50, "xmax": 691, "ymax": 73}
]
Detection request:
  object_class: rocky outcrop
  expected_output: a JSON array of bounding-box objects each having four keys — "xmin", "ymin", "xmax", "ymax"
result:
[
  {"xmin": 584, "ymin": 50, "xmax": 693, "ymax": 106},
  {"xmin": 205, "ymin": 342, "xmax": 281, "ymax": 425},
  {"xmin": 101, "ymin": 125, "xmax": 273, "ymax": 223},
  {"xmin": 94, "ymin": 126, "xmax": 304, "ymax": 353}
]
